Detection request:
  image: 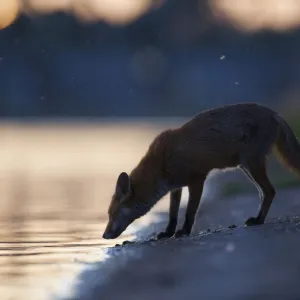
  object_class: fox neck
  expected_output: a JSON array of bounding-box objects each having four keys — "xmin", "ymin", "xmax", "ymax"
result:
[
  {"xmin": 129, "ymin": 155, "xmax": 170, "ymax": 218},
  {"xmin": 128, "ymin": 179, "xmax": 169, "ymax": 219}
]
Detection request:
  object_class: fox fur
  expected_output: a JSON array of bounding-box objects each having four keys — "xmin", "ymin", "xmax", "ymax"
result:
[{"xmin": 103, "ymin": 103, "xmax": 300, "ymax": 239}]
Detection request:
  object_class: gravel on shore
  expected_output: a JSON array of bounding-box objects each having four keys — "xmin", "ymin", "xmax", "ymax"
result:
[{"xmin": 65, "ymin": 188, "xmax": 300, "ymax": 300}]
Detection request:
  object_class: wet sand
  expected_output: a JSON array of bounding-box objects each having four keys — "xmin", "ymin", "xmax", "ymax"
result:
[
  {"xmin": 72, "ymin": 216, "xmax": 300, "ymax": 300},
  {"xmin": 68, "ymin": 187, "xmax": 300, "ymax": 300}
]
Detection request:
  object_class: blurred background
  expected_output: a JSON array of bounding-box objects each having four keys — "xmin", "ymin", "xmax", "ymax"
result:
[{"xmin": 1, "ymin": 0, "xmax": 300, "ymax": 299}]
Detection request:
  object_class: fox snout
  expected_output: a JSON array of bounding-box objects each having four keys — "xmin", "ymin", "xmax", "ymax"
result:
[
  {"xmin": 102, "ymin": 229, "xmax": 120, "ymax": 239},
  {"xmin": 102, "ymin": 219, "xmax": 123, "ymax": 239},
  {"xmin": 102, "ymin": 208, "xmax": 135, "ymax": 240}
]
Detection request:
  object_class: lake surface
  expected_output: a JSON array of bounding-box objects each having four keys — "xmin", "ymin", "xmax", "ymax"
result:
[{"xmin": 0, "ymin": 119, "xmax": 187, "ymax": 300}]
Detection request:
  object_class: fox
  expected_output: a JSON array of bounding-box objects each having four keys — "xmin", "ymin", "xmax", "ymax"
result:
[{"xmin": 102, "ymin": 102, "xmax": 300, "ymax": 240}]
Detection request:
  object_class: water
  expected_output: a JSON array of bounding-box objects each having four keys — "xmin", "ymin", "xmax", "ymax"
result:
[{"xmin": 0, "ymin": 120, "xmax": 186, "ymax": 300}]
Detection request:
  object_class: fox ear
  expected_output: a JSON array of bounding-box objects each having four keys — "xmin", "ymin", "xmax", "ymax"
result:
[{"xmin": 116, "ymin": 172, "xmax": 131, "ymax": 197}]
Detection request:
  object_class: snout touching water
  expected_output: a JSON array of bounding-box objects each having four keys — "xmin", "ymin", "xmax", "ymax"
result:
[
  {"xmin": 102, "ymin": 214, "xmax": 135, "ymax": 240},
  {"xmin": 102, "ymin": 232, "xmax": 117, "ymax": 239},
  {"xmin": 102, "ymin": 229, "xmax": 124, "ymax": 239},
  {"xmin": 102, "ymin": 222, "xmax": 124, "ymax": 240}
]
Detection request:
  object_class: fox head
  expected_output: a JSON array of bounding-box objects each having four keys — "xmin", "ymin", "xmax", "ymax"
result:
[{"xmin": 102, "ymin": 172, "xmax": 142, "ymax": 239}]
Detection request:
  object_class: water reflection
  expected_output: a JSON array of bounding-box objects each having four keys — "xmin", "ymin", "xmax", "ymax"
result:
[
  {"xmin": 0, "ymin": 121, "xmax": 180, "ymax": 300},
  {"xmin": 0, "ymin": 176, "xmax": 115, "ymax": 300}
]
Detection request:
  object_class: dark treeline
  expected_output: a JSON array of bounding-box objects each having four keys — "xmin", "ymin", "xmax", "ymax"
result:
[{"xmin": 0, "ymin": 0, "xmax": 300, "ymax": 118}]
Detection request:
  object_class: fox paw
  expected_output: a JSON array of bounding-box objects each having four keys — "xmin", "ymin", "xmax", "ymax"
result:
[
  {"xmin": 245, "ymin": 217, "xmax": 264, "ymax": 226},
  {"xmin": 157, "ymin": 231, "xmax": 174, "ymax": 240},
  {"xmin": 174, "ymin": 229, "xmax": 190, "ymax": 238}
]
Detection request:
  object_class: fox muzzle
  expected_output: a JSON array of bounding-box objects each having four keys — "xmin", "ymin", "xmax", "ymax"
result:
[{"xmin": 102, "ymin": 210, "xmax": 136, "ymax": 239}]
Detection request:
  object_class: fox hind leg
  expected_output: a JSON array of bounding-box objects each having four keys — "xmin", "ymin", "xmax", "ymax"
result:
[
  {"xmin": 157, "ymin": 188, "xmax": 182, "ymax": 239},
  {"xmin": 241, "ymin": 158, "xmax": 276, "ymax": 226},
  {"xmin": 239, "ymin": 165, "xmax": 264, "ymax": 199}
]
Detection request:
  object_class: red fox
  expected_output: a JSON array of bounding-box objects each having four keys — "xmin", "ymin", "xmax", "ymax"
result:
[{"xmin": 102, "ymin": 103, "xmax": 300, "ymax": 240}]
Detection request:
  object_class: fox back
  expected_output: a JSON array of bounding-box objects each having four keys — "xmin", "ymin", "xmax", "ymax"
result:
[{"xmin": 161, "ymin": 102, "xmax": 278, "ymax": 178}]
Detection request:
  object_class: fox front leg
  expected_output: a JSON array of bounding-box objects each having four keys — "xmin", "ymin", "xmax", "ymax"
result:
[
  {"xmin": 157, "ymin": 188, "xmax": 182, "ymax": 239},
  {"xmin": 175, "ymin": 179, "xmax": 204, "ymax": 238}
]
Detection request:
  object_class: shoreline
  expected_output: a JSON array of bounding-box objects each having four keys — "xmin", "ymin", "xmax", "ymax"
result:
[
  {"xmin": 63, "ymin": 187, "xmax": 300, "ymax": 300},
  {"xmin": 65, "ymin": 215, "xmax": 300, "ymax": 300}
]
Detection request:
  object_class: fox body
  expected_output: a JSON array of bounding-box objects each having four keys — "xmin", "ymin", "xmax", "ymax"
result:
[{"xmin": 103, "ymin": 103, "xmax": 300, "ymax": 239}]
